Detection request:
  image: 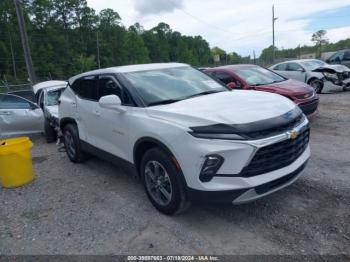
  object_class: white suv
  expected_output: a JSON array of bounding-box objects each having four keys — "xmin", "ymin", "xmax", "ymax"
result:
[{"xmin": 59, "ymin": 63, "xmax": 310, "ymax": 214}]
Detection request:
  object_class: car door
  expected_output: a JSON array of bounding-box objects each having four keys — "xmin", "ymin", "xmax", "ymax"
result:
[
  {"xmin": 0, "ymin": 94, "xmax": 43, "ymax": 137},
  {"xmin": 94, "ymin": 75, "xmax": 131, "ymax": 160},
  {"xmin": 285, "ymin": 62, "xmax": 307, "ymax": 82},
  {"xmin": 70, "ymin": 76, "xmax": 99, "ymax": 144},
  {"xmin": 272, "ymin": 63, "xmax": 289, "ymax": 78}
]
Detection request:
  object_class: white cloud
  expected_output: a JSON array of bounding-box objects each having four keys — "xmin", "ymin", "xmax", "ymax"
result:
[
  {"xmin": 133, "ymin": 0, "xmax": 183, "ymax": 15},
  {"xmin": 86, "ymin": 0, "xmax": 350, "ymax": 56}
]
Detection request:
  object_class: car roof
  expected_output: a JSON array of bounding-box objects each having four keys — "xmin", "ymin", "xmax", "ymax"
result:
[
  {"xmin": 68, "ymin": 63, "xmax": 189, "ymax": 85},
  {"xmin": 276, "ymin": 59, "xmax": 324, "ymax": 65},
  {"xmin": 208, "ymin": 64, "xmax": 258, "ymax": 71}
]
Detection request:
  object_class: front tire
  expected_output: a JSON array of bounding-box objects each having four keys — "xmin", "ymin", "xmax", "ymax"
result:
[
  {"xmin": 140, "ymin": 148, "xmax": 190, "ymax": 215},
  {"xmin": 63, "ymin": 124, "xmax": 86, "ymax": 163},
  {"xmin": 309, "ymin": 78, "xmax": 324, "ymax": 93},
  {"xmin": 44, "ymin": 119, "xmax": 57, "ymax": 143}
]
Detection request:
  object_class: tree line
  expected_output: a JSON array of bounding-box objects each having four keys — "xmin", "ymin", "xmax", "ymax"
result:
[
  {"xmin": 260, "ymin": 30, "xmax": 350, "ymax": 65},
  {"xmin": 0, "ymin": 0, "xmax": 349, "ymax": 84},
  {"xmin": 1, "ymin": 0, "xmax": 234, "ymax": 84}
]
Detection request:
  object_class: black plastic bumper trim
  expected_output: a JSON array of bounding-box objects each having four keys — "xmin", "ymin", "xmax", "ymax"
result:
[
  {"xmin": 186, "ymin": 160, "xmax": 308, "ymax": 204},
  {"xmin": 298, "ymin": 99, "xmax": 319, "ymax": 115}
]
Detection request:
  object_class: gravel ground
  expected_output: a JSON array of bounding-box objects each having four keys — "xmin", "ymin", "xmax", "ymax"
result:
[{"xmin": 0, "ymin": 91, "xmax": 349, "ymax": 256}]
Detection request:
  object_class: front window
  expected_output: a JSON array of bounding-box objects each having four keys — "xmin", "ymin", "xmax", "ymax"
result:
[
  {"xmin": 46, "ymin": 88, "xmax": 64, "ymax": 106},
  {"xmin": 234, "ymin": 66, "xmax": 285, "ymax": 86},
  {"xmin": 300, "ymin": 60, "xmax": 327, "ymax": 70},
  {"xmin": 123, "ymin": 66, "xmax": 228, "ymax": 106}
]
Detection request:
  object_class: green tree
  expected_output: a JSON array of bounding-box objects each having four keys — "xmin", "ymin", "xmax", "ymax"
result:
[{"xmin": 311, "ymin": 30, "xmax": 329, "ymax": 57}]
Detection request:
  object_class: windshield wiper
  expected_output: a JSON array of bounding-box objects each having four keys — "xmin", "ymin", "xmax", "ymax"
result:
[
  {"xmin": 184, "ymin": 90, "xmax": 224, "ymax": 100},
  {"xmin": 147, "ymin": 99, "xmax": 181, "ymax": 106}
]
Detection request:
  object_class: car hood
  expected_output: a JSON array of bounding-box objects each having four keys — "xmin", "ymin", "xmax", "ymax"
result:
[
  {"xmin": 313, "ymin": 64, "xmax": 350, "ymax": 73},
  {"xmin": 32, "ymin": 80, "xmax": 67, "ymax": 94},
  {"xmin": 146, "ymin": 90, "xmax": 298, "ymax": 128},
  {"xmin": 45, "ymin": 105, "xmax": 59, "ymax": 118},
  {"xmin": 255, "ymin": 79, "xmax": 314, "ymax": 95}
]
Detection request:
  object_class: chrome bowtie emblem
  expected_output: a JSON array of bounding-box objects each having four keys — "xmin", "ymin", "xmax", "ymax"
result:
[{"xmin": 289, "ymin": 130, "xmax": 299, "ymax": 140}]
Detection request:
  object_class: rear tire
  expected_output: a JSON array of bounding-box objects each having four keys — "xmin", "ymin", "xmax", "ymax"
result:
[
  {"xmin": 140, "ymin": 148, "xmax": 190, "ymax": 215},
  {"xmin": 309, "ymin": 78, "xmax": 323, "ymax": 93},
  {"xmin": 44, "ymin": 119, "xmax": 57, "ymax": 143},
  {"xmin": 63, "ymin": 124, "xmax": 86, "ymax": 163}
]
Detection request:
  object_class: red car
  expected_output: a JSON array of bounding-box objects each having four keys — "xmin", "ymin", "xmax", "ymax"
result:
[{"xmin": 205, "ymin": 64, "xmax": 319, "ymax": 116}]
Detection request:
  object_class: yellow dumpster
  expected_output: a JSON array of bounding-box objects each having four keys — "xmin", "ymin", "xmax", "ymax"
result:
[{"xmin": 0, "ymin": 137, "xmax": 35, "ymax": 188}]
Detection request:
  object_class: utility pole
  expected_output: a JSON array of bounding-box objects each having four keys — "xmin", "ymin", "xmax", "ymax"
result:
[
  {"xmin": 14, "ymin": 0, "xmax": 36, "ymax": 84},
  {"xmin": 8, "ymin": 31, "xmax": 17, "ymax": 80},
  {"xmin": 96, "ymin": 31, "xmax": 101, "ymax": 69},
  {"xmin": 272, "ymin": 5, "xmax": 278, "ymax": 63}
]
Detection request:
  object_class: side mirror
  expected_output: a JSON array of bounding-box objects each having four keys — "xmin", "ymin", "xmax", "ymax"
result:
[
  {"xmin": 99, "ymin": 95, "xmax": 126, "ymax": 112},
  {"xmin": 227, "ymin": 82, "xmax": 237, "ymax": 89},
  {"xmin": 335, "ymin": 57, "xmax": 341, "ymax": 64}
]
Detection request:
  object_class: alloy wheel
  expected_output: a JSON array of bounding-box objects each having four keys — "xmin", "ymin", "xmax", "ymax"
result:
[
  {"xmin": 144, "ymin": 160, "xmax": 173, "ymax": 206},
  {"xmin": 64, "ymin": 131, "xmax": 76, "ymax": 158}
]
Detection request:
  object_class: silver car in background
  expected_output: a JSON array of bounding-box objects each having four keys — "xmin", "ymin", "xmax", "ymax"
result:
[
  {"xmin": 0, "ymin": 93, "xmax": 44, "ymax": 138},
  {"xmin": 270, "ymin": 59, "xmax": 350, "ymax": 93}
]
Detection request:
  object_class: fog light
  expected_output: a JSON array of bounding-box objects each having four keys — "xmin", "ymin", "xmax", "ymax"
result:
[{"xmin": 199, "ymin": 155, "xmax": 224, "ymax": 182}]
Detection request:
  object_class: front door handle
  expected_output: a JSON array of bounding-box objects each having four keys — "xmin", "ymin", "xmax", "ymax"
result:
[{"xmin": 94, "ymin": 110, "xmax": 100, "ymax": 116}]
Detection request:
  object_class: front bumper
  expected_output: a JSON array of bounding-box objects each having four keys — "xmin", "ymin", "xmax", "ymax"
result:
[
  {"xmin": 298, "ymin": 98, "xmax": 319, "ymax": 116},
  {"xmin": 187, "ymin": 160, "xmax": 308, "ymax": 204},
  {"xmin": 172, "ymin": 115, "xmax": 310, "ymax": 193}
]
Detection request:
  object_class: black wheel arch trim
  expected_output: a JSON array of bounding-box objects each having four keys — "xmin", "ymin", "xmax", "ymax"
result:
[
  {"xmin": 60, "ymin": 117, "xmax": 77, "ymax": 129},
  {"xmin": 133, "ymin": 137, "xmax": 188, "ymax": 186}
]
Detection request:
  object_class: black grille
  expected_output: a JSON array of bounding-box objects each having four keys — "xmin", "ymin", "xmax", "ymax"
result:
[
  {"xmin": 240, "ymin": 128, "xmax": 310, "ymax": 177},
  {"xmin": 244, "ymin": 114, "xmax": 305, "ymax": 140}
]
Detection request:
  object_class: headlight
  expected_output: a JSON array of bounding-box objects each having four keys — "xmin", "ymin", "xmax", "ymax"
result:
[{"xmin": 189, "ymin": 132, "xmax": 246, "ymax": 140}]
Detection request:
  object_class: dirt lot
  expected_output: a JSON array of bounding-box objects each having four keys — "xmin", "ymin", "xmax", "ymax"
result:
[{"xmin": 1, "ymin": 91, "xmax": 349, "ymax": 256}]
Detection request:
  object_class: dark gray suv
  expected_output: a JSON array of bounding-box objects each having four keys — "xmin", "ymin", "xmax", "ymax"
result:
[{"xmin": 326, "ymin": 49, "xmax": 350, "ymax": 68}]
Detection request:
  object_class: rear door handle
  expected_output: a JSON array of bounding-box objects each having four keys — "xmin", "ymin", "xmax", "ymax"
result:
[{"xmin": 94, "ymin": 110, "xmax": 100, "ymax": 116}]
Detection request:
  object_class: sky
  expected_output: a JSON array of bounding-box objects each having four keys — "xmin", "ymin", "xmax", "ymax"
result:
[{"xmin": 86, "ymin": 0, "xmax": 350, "ymax": 57}]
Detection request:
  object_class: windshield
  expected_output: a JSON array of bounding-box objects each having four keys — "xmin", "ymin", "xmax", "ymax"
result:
[
  {"xmin": 123, "ymin": 66, "xmax": 228, "ymax": 106},
  {"xmin": 46, "ymin": 88, "xmax": 64, "ymax": 106},
  {"xmin": 234, "ymin": 66, "xmax": 285, "ymax": 86},
  {"xmin": 300, "ymin": 60, "xmax": 327, "ymax": 70}
]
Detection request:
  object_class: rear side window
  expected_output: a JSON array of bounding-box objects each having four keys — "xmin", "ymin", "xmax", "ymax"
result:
[
  {"xmin": 0, "ymin": 94, "xmax": 32, "ymax": 109},
  {"xmin": 71, "ymin": 76, "xmax": 98, "ymax": 101},
  {"xmin": 273, "ymin": 63, "xmax": 287, "ymax": 71}
]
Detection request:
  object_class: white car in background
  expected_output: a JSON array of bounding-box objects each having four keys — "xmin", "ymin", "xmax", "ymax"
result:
[
  {"xmin": 33, "ymin": 80, "xmax": 67, "ymax": 142},
  {"xmin": 59, "ymin": 63, "xmax": 310, "ymax": 214},
  {"xmin": 270, "ymin": 59, "xmax": 350, "ymax": 93}
]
